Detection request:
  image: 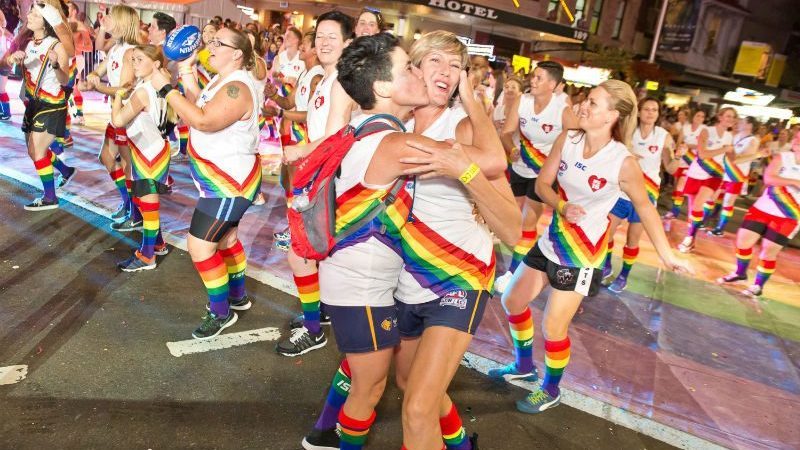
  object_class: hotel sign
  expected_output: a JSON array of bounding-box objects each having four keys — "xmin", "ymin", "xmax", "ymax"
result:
[{"xmin": 427, "ymin": 0, "xmax": 499, "ymax": 19}]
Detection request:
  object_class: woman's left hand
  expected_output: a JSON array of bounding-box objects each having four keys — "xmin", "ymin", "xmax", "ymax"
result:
[
  {"xmin": 663, "ymin": 252, "xmax": 693, "ymax": 275},
  {"xmin": 399, "ymin": 139, "xmax": 472, "ymax": 180}
]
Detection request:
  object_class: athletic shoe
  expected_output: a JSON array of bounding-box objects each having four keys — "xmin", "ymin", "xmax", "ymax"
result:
[
  {"xmin": 602, "ymin": 261, "xmax": 613, "ymax": 280},
  {"xmin": 73, "ymin": 116, "xmax": 85, "ymax": 126},
  {"xmin": 110, "ymin": 217, "xmax": 143, "ymax": 232},
  {"xmin": 253, "ymin": 192, "xmax": 266, "ymax": 206},
  {"xmin": 301, "ymin": 427, "xmax": 339, "ymax": 450},
  {"xmin": 697, "ymin": 222, "xmax": 708, "ymax": 231},
  {"xmin": 273, "ymin": 229, "xmax": 291, "ymax": 241},
  {"xmin": 0, "ymin": 112, "xmax": 10, "ymax": 121},
  {"xmin": 515, "ymin": 388, "xmax": 561, "ymax": 414},
  {"xmin": 717, "ymin": 273, "xmax": 747, "ymax": 284},
  {"xmin": 493, "ymin": 271, "xmax": 513, "ymax": 294},
  {"xmin": 289, "ymin": 311, "xmax": 332, "ymax": 329},
  {"xmin": 64, "ymin": 136, "xmax": 73, "ymax": 148},
  {"xmin": 153, "ymin": 243, "xmax": 169, "ymax": 256},
  {"xmin": 608, "ymin": 274, "xmax": 628, "ymax": 293},
  {"xmin": 24, "ymin": 197, "xmax": 58, "ymax": 211},
  {"xmin": 678, "ymin": 236, "xmax": 695, "ymax": 253},
  {"xmin": 206, "ymin": 295, "xmax": 253, "ymax": 312},
  {"xmin": 191, "ymin": 311, "xmax": 238, "ymax": 340},
  {"xmin": 57, "ymin": 167, "xmax": 77, "ymax": 189},
  {"xmin": 661, "ymin": 211, "xmax": 676, "ymax": 220},
  {"xmin": 469, "ymin": 433, "xmax": 479, "ymax": 450},
  {"xmin": 276, "ymin": 326, "xmax": 326, "ymax": 357},
  {"xmin": 487, "ymin": 363, "xmax": 538, "ymax": 382},
  {"xmin": 742, "ymin": 284, "xmax": 763, "ymax": 297},
  {"xmin": 111, "ymin": 202, "xmax": 129, "ymax": 220},
  {"xmin": 707, "ymin": 228, "xmax": 724, "ymax": 237},
  {"xmin": 118, "ymin": 251, "xmax": 156, "ymax": 272},
  {"xmin": 275, "ymin": 239, "xmax": 290, "ymax": 252}
]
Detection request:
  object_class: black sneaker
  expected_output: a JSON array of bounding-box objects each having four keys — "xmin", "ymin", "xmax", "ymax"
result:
[
  {"xmin": 469, "ymin": 433, "xmax": 479, "ymax": 450},
  {"xmin": 276, "ymin": 326, "xmax": 326, "ymax": 357},
  {"xmin": 57, "ymin": 167, "xmax": 77, "ymax": 189},
  {"xmin": 707, "ymin": 228, "xmax": 724, "ymax": 237},
  {"xmin": 110, "ymin": 217, "xmax": 143, "ymax": 232},
  {"xmin": 301, "ymin": 427, "xmax": 339, "ymax": 450},
  {"xmin": 111, "ymin": 202, "xmax": 129, "ymax": 220},
  {"xmin": 118, "ymin": 251, "xmax": 156, "ymax": 272},
  {"xmin": 289, "ymin": 311, "xmax": 332, "ymax": 329},
  {"xmin": 191, "ymin": 311, "xmax": 238, "ymax": 340},
  {"xmin": 24, "ymin": 197, "xmax": 58, "ymax": 211},
  {"xmin": 206, "ymin": 295, "xmax": 253, "ymax": 312},
  {"xmin": 153, "ymin": 243, "xmax": 169, "ymax": 256}
]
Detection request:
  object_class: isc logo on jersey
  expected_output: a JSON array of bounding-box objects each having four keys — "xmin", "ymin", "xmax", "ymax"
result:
[{"xmin": 440, "ymin": 289, "xmax": 468, "ymax": 309}]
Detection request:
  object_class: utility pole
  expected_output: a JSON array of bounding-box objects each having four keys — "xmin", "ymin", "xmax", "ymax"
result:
[{"xmin": 649, "ymin": 0, "xmax": 669, "ymax": 63}]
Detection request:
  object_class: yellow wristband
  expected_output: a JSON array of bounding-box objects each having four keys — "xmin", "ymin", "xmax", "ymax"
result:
[
  {"xmin": 165, "ymin": 89, "xmax": 180, "ymax": 101},
  {"xmin": 557, "ymin": 200, "xmax": 567, "ymax": 215},
  {"xmin": 459, "ymin": 163, "xmax": 480, "ymax": 185},
  {"xmin": 115, "ymin": 89, "xmax": 127, "ymax": 98}
]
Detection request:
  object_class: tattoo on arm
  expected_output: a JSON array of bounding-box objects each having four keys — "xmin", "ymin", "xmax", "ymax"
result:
[{"xmin": 226, "ymin": 85, "xmax": 240, "ymax": 99}]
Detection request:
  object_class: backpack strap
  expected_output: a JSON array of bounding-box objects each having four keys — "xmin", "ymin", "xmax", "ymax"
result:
[
  {"xmin": 334, "ymin": 176, "xmax": 407, "ymax": 243},
  {"xmin": 33, "ymin": 40, "xmax": 59, "ymax": 100}
]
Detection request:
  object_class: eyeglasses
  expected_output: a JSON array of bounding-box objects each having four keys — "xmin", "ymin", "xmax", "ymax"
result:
[{"xmin": 209, "ymin": 38, "xmax": 237, "ymax": 50}]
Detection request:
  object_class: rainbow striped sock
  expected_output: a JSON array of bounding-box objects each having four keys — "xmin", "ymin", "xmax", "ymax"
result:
[
  {"xmin": 603, "ymin": 239, "xmax": 614, "ymax": 274},
  {"xmin": 0, "ymin": 92, "xmax": 10, "ymax": 116},
  {"xmin": 34, "ymin": 155, "xmax": 56, "ymax": 201},
  {"xmin": 194, "ymin": 252, "xmax": 230, "ymax": 318},
  {"xmin": 670, "ymin": 192, "xmax": 684, "ymax": 216},
  {"xmin": 688, "ymin": 209, "xmax": 704, "ymax": 237},
  {"xmin": 314, "ymin": 359, "xmax": 351, "ymax": 431},
  {"xmin": 619, "ymin": 246, "xmax": 639, "ymax": 278},
  {"xmin": 137, "ymin": 199, "xmax": 160, "ymax": 259},
  {"xmin": 48, "ymin": 150, "xmax": 71, "ymax": 176},
  {"xmin": 716, "ymin": 206, "xmax": 734, "ymax": 231},
  {"xmin": 294, "ymin": 273, "xmax": 321, "ymax": 334},
  {"xmin": 126, "ymin": 180, "xmax": 142, "ymax": 222},
  {"xmin": 109, "ymin": 168, "xmax": 130, "ymax": 204},
  {"xmin": 735, "ymin": 247, "xmax": 752, "ymax": 277},
  {"xmin": 542, "ymin": 337, "xmax": 570, "ymax": 398},
  {"xmin": 178, "ymin": 124, "xmax": 189, "ymax": 155},
  {"xmin": 508, "ymin": 307, "xmax": 534, "ymax": 373},
  {"xmin": 338, "ymin": 409, "xmax": 375, "ymax": 450},
  {"xmin": 73, "ymin": 92, "xmax": 84, "ymax": 117},
  {"xmin": 219, "ymin": 240, "xmax": 247, "ymax": 300},
  {"xmin": 755, "ymin": 260, "xmax": 776, "ymax": 288},
  {"xmin": 510, "ymin": 229, "xmax": 537, "ymax": 273},
  {"xmin": 440, "ymin": 403, "xmax": 471, "ymax": 450}
]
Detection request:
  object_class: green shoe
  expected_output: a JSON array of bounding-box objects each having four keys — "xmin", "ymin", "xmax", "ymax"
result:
[{"xmin": 515, "ymin": 388, "xmax": 561, "ymax": 414}]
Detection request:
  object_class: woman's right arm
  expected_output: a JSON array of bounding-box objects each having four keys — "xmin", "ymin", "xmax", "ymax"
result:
[
  {"xmin": 111, "ymin": 87, "xmax": 147, "ymax": 128},
  {"xmin": 764, "ymin": 156, "xmax": 800, "ymax": 188}
]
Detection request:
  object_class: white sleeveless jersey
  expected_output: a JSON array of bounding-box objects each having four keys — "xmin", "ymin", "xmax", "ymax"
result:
[
  {"xmin": 23, "ymin": 37, "xmax": 64, "ymax": 104},
  {"xmin": 189, "ymin": 70, "xmax": 261, "ymax": 199},
  {"xmin": 125, "ymin": 81, "xmax": 167, "ymax": 158},
  {"xmin": 686, "ymin": 125, "xmax": 732, "ymax": 180},
  {"xmin": 395, "ymin": 106, "xmax": 495, "ymax": 304},
  {"xmin": 249, "ymin": 67, "xmax": 268, "ymax": 109},
  {"xmin": 538, "ymin": 133, "xmax": 628, "ymax": 269},
  {"xmin": 106, "ymin": 42, "xmax": 134, "ymax": 87},
  {"xmin": 307, "ymin": 71, "xmax": 337, "ymax": 142},
  {"xmin": 275, "ymin": 49, "xmax": 306, "ymax": 83},
  {"xmin": 753, "ymin": 151, "xmax": 800, "ymax": 220},
  {"xmin": 679, "ymin": 123, "xmax": 705, "ymax": 168},
  {"xmin": 319, "ymin": 113, "xmax": 402, "ymax": 307},
  {"xmin": 621, "ymin": 126, "xmax": 668, "ymax": 201},
  {"xmin": 722, "ymin": 134, "xmax": 758, "ymax": 182},
  {"xmin": 294, "ymin": 65, "xmax": 325, "ymax": 112},
  {"xmin": 511, "ymin": 93, "xmax": 567, "ymax": 179}
]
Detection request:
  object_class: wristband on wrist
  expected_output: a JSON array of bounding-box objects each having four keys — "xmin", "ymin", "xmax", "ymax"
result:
[
  {"xmin": 165, "ymin": 89, "xmax": 179, "ymax": 101},
  {"xmin": 557, "ymin": 200, "xmax": 567, "ymax": 215},
  {"xmin": 115, "ymin": 89, "xmax": 127, "ymax": 98},
  {"xmin": 157, "ymin": 84, "xmax": 174, "ymax": 98},
  {"xmin": 459, "ymin": 163, "xmax": 480, "ymax": 184}
]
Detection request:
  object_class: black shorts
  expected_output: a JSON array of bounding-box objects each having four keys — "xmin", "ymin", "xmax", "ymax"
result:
[
  {"xmin": 509, "ymin": 169, "xmax": 542, "ymax": 202},
  {"xmin": 131, "ymin": 179, "xmax": 170, "ymax": 198},
  {"xmin": 524, "ymin": 243, "xmax": 601, "ymax": 297},
  {"xmin": 189, "ymin": 197, "xmax": 253, "ymax": 243},
  {"xmin": 325, "ymin": 304, "xmax": 400, "ymax": 353},
  {"xmin": 22, "ymin": 102, "xmax": 67, "ymax": 137},
  {"xmin": 396, "ymin": 289, "xmax": 488, "ymax": 338}
]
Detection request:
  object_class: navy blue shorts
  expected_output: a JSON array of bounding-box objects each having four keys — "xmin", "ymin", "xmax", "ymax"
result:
[
  {"xmin": 189, "ymin": 197, "xmax": 253, "ymax": 243},
  {"xmin": 610, "ymin": 197, "xmax": 642, "ymax": 224},
  {"xmin": 325, "ymin": 304, "xmax": 399, "ymax": 353},
  {"xmin": 396, "ymin": 289, "xmax": 488, "ymax": 338}
]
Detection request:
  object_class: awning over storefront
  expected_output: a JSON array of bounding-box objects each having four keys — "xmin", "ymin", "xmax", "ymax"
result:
[{"xmin": 81, "ymin": 0, "xmax": 198, "ymax": 13}]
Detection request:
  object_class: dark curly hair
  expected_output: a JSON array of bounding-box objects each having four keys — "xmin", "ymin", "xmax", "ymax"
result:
[{"xmin": 336, "ymin": 33, "xmax": 398, "ymax": 110}]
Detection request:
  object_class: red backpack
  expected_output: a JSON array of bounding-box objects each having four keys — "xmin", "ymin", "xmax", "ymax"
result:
[{"xmin": 288, "ymin": 114, "xmax": 406, "ymax": 260}]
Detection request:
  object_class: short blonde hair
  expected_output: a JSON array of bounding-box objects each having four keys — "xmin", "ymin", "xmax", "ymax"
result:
[
  {"xmin": 110, "ymin": 5, "xmax": 140, "ymax": 46},
  {"xmin": 409, "ymin": 30, "xmax": 468, "ymax": 69}
]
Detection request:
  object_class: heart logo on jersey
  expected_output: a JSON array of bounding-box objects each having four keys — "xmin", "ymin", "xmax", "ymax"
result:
[
  {"xmin": 112, "ymin": 60, "xmax": 119, "ymax": 70},
  {"xmin": 542, "ymin": 124, "xmax": 554, "ymax": 133},
  {"xmin": 588, "ymin": 175, "xmax": 607, "ymax": 192},
  {"xmin": 315, "ymin": 95, "xmax": 325, "ymax": 109},
  {"xmin": 301, "ymin": 86, "xmax": 307, "ymax": 95},
  {"xmin": 648, "ymin": 145, "xmax": 659, "ymax": 154}
]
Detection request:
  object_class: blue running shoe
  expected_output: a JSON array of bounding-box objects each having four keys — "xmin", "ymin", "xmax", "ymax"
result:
[
  {"xmin": 487, "ymin": 363, "xmax": 538, "ymax": 382},
  {"xmin": 608, "ymin": 274, "xmax": 628, "ymax": 293},
  {"xmin": 516, "ymin": 388, "xmax": 561, "ymax": 414}
]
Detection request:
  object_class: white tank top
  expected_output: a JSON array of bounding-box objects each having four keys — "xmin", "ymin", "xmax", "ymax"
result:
[
  {"xmin": 679, "ymin": 123, "xmax": 705, "ymax": 168},
  {"xmin": 753, "ymin": 151, "xmax": 800, "ymax": 219},
  {"xmin": 307, "ymin": 71, "xmax": 337, "ymax": 142},
  {"xmin": 686, "ymin": 125, "xmax": 733, "ymax": 180},
  {"xmin": 395, "ymin": 106, "xmax": 495, "ymax": 304},
  {"xmin": 723, "ymin": 134, "xmax": 757, "ymax": 183},
  {"xmin": 23, "ymin": 37, "xmax": 64, "ymax": 104},
  {"xmin": 275, "ymin": 49, "xmax": 306, "ymax": 83},
  {"xmin": 538, "ymin": 133, "xmax": 628, "ymax": 269},
  {"xmin": 621, "ymin": 126, "xmax": 668, "ymax": 201},
  {"xmin": 511, "ymin": 93, "xmax": 567, "ymax": 179},
  {"xmin": 189, "ymin": 70, "xmax": 261, "ymax": 199},
  {"xmin": 125, "ymin": 81, "xmax": 167, "ymax": 158},
  {"xmin": 294, "ymin": 65, "xmax": 325, "ymax": 112},
  {"xmin": 106, "ymin": 42, "xmax": 134, "ymax": 87}
]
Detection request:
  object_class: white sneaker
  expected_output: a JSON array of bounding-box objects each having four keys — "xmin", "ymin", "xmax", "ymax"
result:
[
  {"xmin": 494, "ymin": 271, "xmax": 514, "ymax": 294},
  {"xmin": 678, "ymin": 236, "xmax": 695, "ymax": 253}
]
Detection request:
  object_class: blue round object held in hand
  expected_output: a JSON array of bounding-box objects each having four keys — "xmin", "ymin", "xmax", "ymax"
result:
[{"xmin": 164, "ymin": 25, "xmax": 202, "ymax": 61}]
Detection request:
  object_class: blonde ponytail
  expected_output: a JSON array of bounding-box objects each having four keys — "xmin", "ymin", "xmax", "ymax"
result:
[{"xmin": 599, "ymin": 80, "xmax": 638, "ymax": 149}]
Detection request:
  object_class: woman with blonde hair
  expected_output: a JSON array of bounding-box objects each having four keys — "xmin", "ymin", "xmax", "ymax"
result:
[
  {"xmin": 496, "ymin": 80, "xmax": 690, "ymax": 414},
  {"xmin": 110, "ymin": 45, "xmax": 173, "ymax": 271},
  {"xmin": 80, "ymin": 5, "xmax": 140, "ymax": 231}
]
